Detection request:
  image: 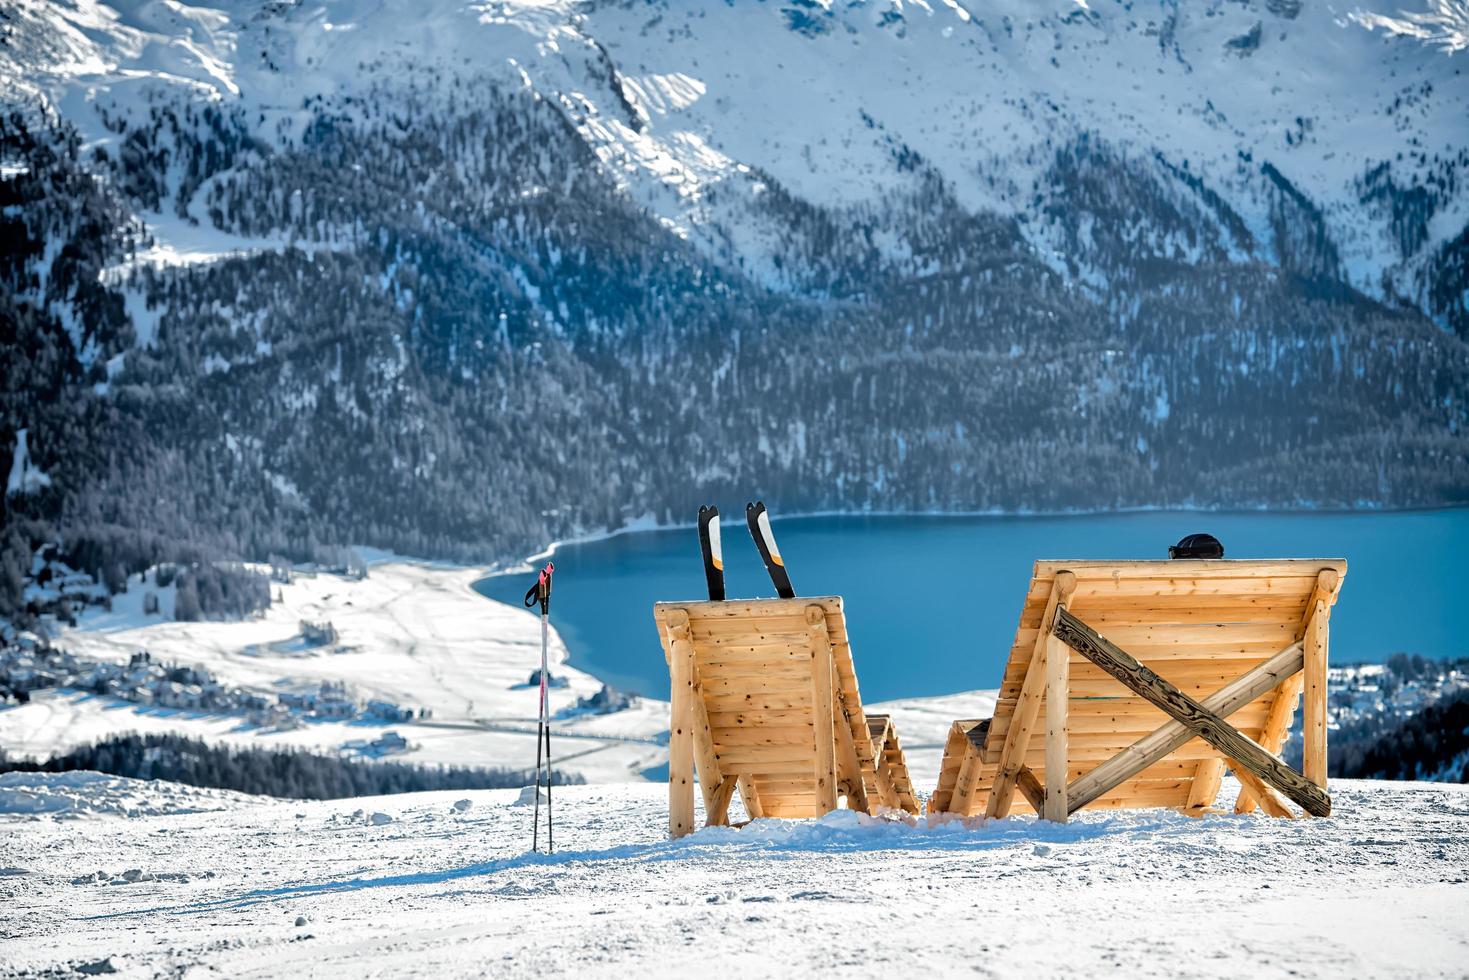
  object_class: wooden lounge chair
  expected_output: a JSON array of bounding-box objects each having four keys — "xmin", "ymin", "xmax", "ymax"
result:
[
  {"xmin": 654, "ymin": 596, "xmax": 920, "ymax": 837},
  {"xmin": 928, "ymin": 559, "xmax": 1346, "ymax": 822}
]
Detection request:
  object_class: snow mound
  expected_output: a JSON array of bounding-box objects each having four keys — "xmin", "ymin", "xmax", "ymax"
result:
[{"xmin": 0, "ymin": 771, "xmax": 264, "ymax": 819}]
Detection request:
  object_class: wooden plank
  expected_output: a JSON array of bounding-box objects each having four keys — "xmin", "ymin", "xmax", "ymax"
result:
[
  {"xmin": 704, "ymin": 694, "xmax": 812, "ymax": 712},
  {"xmin": 665, "ymin": 610, "xmax": 697, "ymax": 839},
  {"xmin": 988, "ymin": 571, "xmax": 1077, "ymax": 817},
  {"xmin": 722, "ymin": 759, "xmax": 826, "ymax": 775},
  {"xmin": 988, "ymin": 705, "xmax": 1271, "ymax": 739},
  {"xmin": 1302, "ymin": 571, "xmax": 1334, "ymax": 796},
  {"xmin": 807, "ymin": 605, "xmax": 839, "ymax": 815},
  {"xmin": 1031, "ymin": 559, "xmax": 1347, "ymax": 581},
  {"xmin": 1053, "ymin": 577, "xmax": 1324, "ymax": 601},
  {"xmin": 1043, "ymin": 613, "xmax": 1070, "ymax": 822},
  {"xmin": 698, "ymin": 675, "xmax": 812, "ymax": 697},
  {"xmin": 1015, "ymin": 622, "xmax": 1300, "ymax": 650},
  {"xmin": 1237, "ymin": 673, "xmax": 1304, "ymax": 814},
  {"xmin": 695, "ymin": 646, "xmax": 810, "ymax": 664},
  {"xmin": 713, "ymin": 727, "xmax": 817, "ymax": 747},
  {"xmin": 657, "ymin": 596, "xmax": 843, "ymax": 620},
  {"xmin": 1076, "ymin": 604, "xmax": 1309, "ymax": 625},
  {"xmin": 713, "ymin": 746, "xmax": 819, "ymax": 765},
  {"xmin": 1053, "ymin": 607, "xmax": 1330, "ymax": 817},
  {"xmin": 706, "ymin": 709, "xmax": 813, "ymax": 728}
]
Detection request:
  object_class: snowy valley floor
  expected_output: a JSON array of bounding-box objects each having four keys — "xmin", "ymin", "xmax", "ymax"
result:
[{"xmin": 2, "ymin": 775, "xmax": 1467, "ymax": 978}]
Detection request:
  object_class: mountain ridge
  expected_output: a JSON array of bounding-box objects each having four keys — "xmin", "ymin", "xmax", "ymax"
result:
[{"xmin": 2, "ymin": 0, "xmax": 1467, "ymax": 615}]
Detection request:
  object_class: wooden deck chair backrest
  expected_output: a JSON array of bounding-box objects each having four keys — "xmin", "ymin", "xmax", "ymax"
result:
[
  {"xmin": 930, "ymin": 559, "xmax": 1346, "ymax": 821},
  {"xmin": 654, "ymin": 597, "xmax": 919, "ymax": 838}
]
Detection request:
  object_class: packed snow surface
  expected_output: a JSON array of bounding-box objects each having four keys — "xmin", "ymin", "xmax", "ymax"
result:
[
  {"xmin": 0, "ymin": 770, "xmax": 259, "ymax": 818},
  {"xmin": 1, "ymin": 774, "xmax": 1466, "ymax": 977}
]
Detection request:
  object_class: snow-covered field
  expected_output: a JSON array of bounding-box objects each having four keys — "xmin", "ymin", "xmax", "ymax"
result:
[
  {"xmin": 1, "ymin": 774, "xmax": 1466, "ymax": 978},
  {"xmin": 0, "ymin": 558, "xmax": 667, "ymax": 782}
]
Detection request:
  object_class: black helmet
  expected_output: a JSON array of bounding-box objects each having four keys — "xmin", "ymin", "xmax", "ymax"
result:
[{"xmin": 1169, "ymin": 533, "xmax": 1224, "ymax": 559}]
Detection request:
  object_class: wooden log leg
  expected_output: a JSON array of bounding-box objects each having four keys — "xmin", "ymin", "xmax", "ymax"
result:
[
  {"xmin": 666, "ymin": 615, "xmax": 696, "ymax": 839},
  {"xmin": 807, "ymin": 605, "xmax": 839, "ymax": 816},
  {"xmin": 833, "ymin": 700, "xmax": 870, "ymax": 813},
  {"xmin": 989, "ymin": 571, "xmax": 1076, "ymax": 818},
  {"xmin": 928, "ymin": 723, "xmax": 969, "ymax": 815},
  {"xmin": 950, "ymin": 743, "xmax": 983, "ymax": 815},
  {"xmin": 737, "ymin": 775, "xmax": 764, "ymax": 820},
  {"xmin": 690, "ymin": 679, "xmax": 725, "ymax": 817},
  {"xmin": 1016, "ymin": 766, "xmax": 1047, "ymax": 814},
  {"xmin": 1237, "ymin": 673, "xmax": 1304, "ymax": 814},
  {"xmin": 1303, "ymin": 598, "xmax": 1329, "ymax": 796},
  {"xmin": 872, "ymin": 760, "xmax": 900, "ymax": 811},
  {"xmin": 706, "ymin": 775, "xmax": 738, "ymax": 828},
  {"xmin": 1043, "ymin": 629, "xmax": 1069, "ymax": 822},
  {"xmin": 1184, "ymin": 759, "xmax": 1227, "ymax": 817},
  {"xmin": 1230, "ymin": 762, "xmax": 1295, "ymax": 819}
]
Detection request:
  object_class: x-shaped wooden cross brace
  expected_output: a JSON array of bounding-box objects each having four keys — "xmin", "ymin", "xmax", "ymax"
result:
[{"xmin": 981, "ymin": 567, "xmax": 1338, "ymax": 821}]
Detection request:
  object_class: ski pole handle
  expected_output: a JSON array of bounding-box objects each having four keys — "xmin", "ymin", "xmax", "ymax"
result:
[{"xmin": 522, "ymin": 561, "xmax": 555, "ymax": 615}]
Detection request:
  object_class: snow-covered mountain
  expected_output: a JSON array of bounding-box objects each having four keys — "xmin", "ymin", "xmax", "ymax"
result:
[
  {"xmin": 10, "ymin": 0, "xmax": 1467, "ymax": 298},
  {"xmin": 3, "ymin": 0, "xmax": 1468, "ymax": 599}
]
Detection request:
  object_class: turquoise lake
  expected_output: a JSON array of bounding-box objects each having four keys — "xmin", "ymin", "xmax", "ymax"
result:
[{"xmin": 474, "ymin": 510, "xmax": 1468, "ymax": 702}]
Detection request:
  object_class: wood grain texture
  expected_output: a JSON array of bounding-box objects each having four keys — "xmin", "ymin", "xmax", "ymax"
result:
[
  {"xmin": 665, "ymin": 610, "xmax": 697, "ymax": 838},
  {"xmin": 1017, "ymin": 765, "xmax": 1047, "ymax": 814},
  {"xmin": 1065, "ymin": 640, "xmax": 1303, "ymax": 812},
  {"xmin": 806, "ymin": 605, "xmax": 838, "ymax": 816},
  {"xmin": 1237, "ymin": 672, "xmax": 1304, "ymax": 814},
  {"xmin": 1052, "ymin": 607, "xmax": 1331, "ymax": 818},
  {"xmin": 987, "ymin": 571, "xmax": 1076, "ymax": 817}
]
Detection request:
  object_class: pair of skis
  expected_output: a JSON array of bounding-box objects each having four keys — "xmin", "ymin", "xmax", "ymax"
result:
[{"xmin": 698, "ymin": 500, "xmax": 794, "ymax": 601}]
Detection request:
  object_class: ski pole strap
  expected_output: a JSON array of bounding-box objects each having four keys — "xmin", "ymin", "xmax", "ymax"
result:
[{"xmin": 522, "ymin": 561, "xmax": 555, "ymax": 615}]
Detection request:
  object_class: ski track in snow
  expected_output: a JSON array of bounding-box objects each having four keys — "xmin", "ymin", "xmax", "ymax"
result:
[{"xmin": 0, "ymin": 777, "xmax": 1467, "ymax": 977}]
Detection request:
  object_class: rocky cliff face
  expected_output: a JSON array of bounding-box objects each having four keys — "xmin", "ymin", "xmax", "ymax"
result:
[{"xmin": 2, "ymin": 0, "xmax": 1467, "ymax": 599}]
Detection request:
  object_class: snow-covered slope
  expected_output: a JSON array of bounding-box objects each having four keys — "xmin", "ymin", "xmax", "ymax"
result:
[
  {"xmin": 0, "ymin": 558, "xmax": 669, "ymax": 782},
  {"xmin": 1, "ymin": 774, "xmax": 1466, "ymax": 977}
]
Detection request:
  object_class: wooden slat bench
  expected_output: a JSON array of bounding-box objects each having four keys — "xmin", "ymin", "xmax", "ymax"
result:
[
  {"xmin": 929, "ymin": 559, "xmax": 1346, "ymax": 821},
  {"xmin": 654, "ymin": 596, "xmax": 921, "ymax": 837}
]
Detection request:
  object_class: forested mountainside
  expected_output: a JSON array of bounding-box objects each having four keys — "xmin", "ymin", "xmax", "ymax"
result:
[{"xmin": 3, "ymin": 0, "xmax": 1468, "ymax": 615}]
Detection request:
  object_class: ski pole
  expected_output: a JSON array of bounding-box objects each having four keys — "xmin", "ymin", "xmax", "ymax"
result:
[{"xmin": 523, "ymin": 561, "xmax": 555, "ymax": 852}]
